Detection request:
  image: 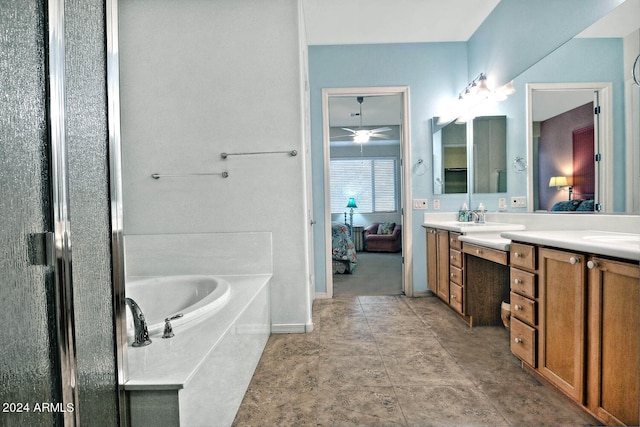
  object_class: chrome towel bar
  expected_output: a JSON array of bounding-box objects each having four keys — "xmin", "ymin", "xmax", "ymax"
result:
[
  {"xmin": 220, "ymin": 150, "xmax": 297, "ymax": 159},
  {"xmin": 151, "ymin": 171, "xmax": 229, "ymax": 179}
]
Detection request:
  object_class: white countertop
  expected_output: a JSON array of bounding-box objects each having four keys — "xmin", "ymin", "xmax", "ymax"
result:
[
  {"xmin": 501, "ymin": 230, "xmax": 640, "ymax": 261},
  {"xmin": 458, "ymin": 232, "xmax": 512, "ymax": 251},
  {"xmin": 422, "ymin": 220, "xmax": 526, "ymax": 234}
]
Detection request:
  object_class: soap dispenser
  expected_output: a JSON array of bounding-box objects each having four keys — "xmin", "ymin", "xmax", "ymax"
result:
[{"xmin": 458, "ymin": 203, "xmax": 469, "ymax": 222}]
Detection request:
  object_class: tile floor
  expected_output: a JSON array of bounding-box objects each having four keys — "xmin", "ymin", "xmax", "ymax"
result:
[{"xmin": 233, "ymin": 295, "xmax": 599, "ymax": 427}]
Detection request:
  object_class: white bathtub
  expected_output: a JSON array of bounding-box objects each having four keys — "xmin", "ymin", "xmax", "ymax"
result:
[
  {"xmin": 125, "ymin": 274, "xmax": 270, "ymax": 427},
  {"xmin": 125, "ymin": 275, "xmax": 231, "ymax": 340}
]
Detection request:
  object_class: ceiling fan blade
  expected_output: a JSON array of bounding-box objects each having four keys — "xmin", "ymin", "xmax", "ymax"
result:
[
  {"xmin": 341, "ymin": 128, "xmax": 357, "ymax": 133},
  {"xmin": 370, "ymin": 127, "xmax": 392, "ymax": 133},
  {"xmin": 369, "ymin": 134, "xmax": 390, "ymax": 139},
  {"xmin": 330, "ymin": 134, "xmax": 353, "ymax": 139}
]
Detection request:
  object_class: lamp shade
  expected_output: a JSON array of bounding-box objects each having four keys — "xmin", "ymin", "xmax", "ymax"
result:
[
  {"xmin": 549, "ymin": 176, "xmax": 568, "ymax": 187},
  {"xmin": 346, "ymin": 197, "xmax": 358, "ymax": 208}
]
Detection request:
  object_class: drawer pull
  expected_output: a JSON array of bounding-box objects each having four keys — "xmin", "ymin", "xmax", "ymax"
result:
[
  {"xmin": 450, "ymin": 294, "xmax": 456, "ymax": 299},
  {"xmin": 514, "ymin": 252, "xmax": 522, "ymax": 258},
  {"xmin": 514, "ymin": 305, "xmax": 523, "ymax": 311},
  {"xmin": 514, "ymin": 278, "xmax": 522, "ymax": 285},
  {"xmin": 514, "ymin": 337, "xmax": 523, "ymax": 344},
  {"xmin": 450, "ymin": 272, "xmax": 455, "ymax": 278},
  {"xmin": 450, "ymin": 238, "xmax": 455, "ymax": 243},
  {"xmin": 587, "ymin": 260, "xmax": 599, "ymax": 269},
  {"xmin": 450, "ymin": 255, "xmax": 456, "ymax": 260},
  {"xmin": 569, "ymin": 256, "xmax": 580, "ymax": 264},
  {"xmin": 476, "ymin": 249, "xmax": 482, "ymax": 255}
]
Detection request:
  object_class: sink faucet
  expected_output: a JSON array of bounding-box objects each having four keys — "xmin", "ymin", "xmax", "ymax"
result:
[
  {"xmin": 126, "ymin": 297, "xmax": 152, "ymax": 347},
  {"xmin": 469, "ymin": 210, "xmax": 486, "ymax": 224}
]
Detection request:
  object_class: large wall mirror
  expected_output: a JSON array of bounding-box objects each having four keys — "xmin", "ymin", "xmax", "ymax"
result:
[{"xmin": 432, "ymin": 119, "xmax": 467, "ymax": 194}]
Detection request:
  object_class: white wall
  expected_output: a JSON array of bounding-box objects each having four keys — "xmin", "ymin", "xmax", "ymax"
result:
[{"xmin": 119, "ymin": 0, "xmax": 312, "ymax": 332}]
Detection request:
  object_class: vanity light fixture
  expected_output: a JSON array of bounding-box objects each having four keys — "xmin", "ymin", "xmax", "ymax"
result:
[{"xmin": 437, "ymin": 74, "xmax": 515, "ymax": 126}]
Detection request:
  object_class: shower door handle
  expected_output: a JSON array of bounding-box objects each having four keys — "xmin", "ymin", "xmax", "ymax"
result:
[{"xmin": 28, "ymin": 232, "xmax": 55, "ymax": 266}]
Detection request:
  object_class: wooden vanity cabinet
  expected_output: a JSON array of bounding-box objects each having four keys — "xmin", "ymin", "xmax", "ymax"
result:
[
  {"xmin": 426, "ymin": 227, "xmax": 450, "ymax": 303},
  {"xmin": 586, "ymin": 257, "xmax": 639, "ymax": 426},
  {"xmin": 463, "ymin": 243, "xmax": 509, "ymax": 326},
  {"xmin": 509, "ymin": 242, "xmax": 538, "ymax": 368},
  {"xmin": 509, "ymin": 243, "xmax": 639, "ymax": 426},
  {"xmin": 538, "ymin": 247, "xmax": 587, "ymax": 403}
]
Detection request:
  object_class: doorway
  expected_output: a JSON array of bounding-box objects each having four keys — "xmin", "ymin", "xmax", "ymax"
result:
[
  {"xmin": 526, "ymin": 83, "xmax": 614, "ymax": 212},
  {"xmin": 322, "ymin": 87, "xmax": 412, "ymax": 298}
]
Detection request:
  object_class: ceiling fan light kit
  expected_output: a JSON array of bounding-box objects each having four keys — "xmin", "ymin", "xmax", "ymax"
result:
[{"xmin": 337, "ymin": 96, "xmax": 393, "ymax": 144}]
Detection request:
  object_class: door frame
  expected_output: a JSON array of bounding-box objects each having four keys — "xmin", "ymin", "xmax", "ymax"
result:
[
  {"xmin": 526, "ymin": 82, "xmax": 614, "ymax": 212},
  {"xmin": 321, "ymin": 86, "xmax": 413, "ymax": 297}
]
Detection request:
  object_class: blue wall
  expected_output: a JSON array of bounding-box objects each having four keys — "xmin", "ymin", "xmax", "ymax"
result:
[
  {"xmin": 309, "ymin": 38, "xmax": 625, "ymax": 295},
  {"xmin": 468, "ymin": 0, "xmax": 624, "ymax": 85},
  {"xmin": 309, "ymin": 42, "xmax": 468, "ymax": 294}
]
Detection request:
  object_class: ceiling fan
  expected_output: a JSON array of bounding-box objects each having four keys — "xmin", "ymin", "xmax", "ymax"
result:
[{"xmin": 333, "ymin": 96, "xmax": 392, "ymax": 143}]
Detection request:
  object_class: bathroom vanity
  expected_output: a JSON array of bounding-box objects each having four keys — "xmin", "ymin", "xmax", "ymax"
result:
[
  {"xmin": 502, "ymin": 230, "xmax": 640, "ymax": 427},
  {"xmin": 425, "ymin": 219, "xmax": 640, "ymax": 426},
  {"xmin": 424, "ymin": 221, "xmax": 524, "ymax": 326}
]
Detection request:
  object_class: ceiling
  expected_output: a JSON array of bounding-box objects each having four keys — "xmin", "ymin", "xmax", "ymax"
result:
[{"xmin": 303, "ymin": 0, "xmax": 640, "ymax": 45}]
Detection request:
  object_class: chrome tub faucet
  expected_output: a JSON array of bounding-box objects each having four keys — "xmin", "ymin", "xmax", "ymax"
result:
[{"xmin": 125, "ymin": 297, "xmax": 152, "ymax": 347}]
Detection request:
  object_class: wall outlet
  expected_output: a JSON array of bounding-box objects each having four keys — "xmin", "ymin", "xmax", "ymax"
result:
[
  {"xmin": 413, "ymin": 199, "xmax": 428, "ymax": 210},
  {"xmin": 433, "ymin": 199, "xmax": 441, "ymax": 210},
  {"xmin": 510, "ymin": 196, "xmax": 526, "ymax": 208},
  {"xmin": 498, "ymin": 198, "xmax": 507, "ymax": 210}
]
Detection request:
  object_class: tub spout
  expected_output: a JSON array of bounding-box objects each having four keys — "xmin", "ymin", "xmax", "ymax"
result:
[{"xmin": 126, "ymin": 297, "xmax": 152, "ymax": 347}]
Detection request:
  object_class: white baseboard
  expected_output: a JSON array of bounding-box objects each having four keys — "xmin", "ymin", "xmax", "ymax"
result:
[{"xmin": 271, "ymin": 323, "xmax": 307, "ymax": 334}]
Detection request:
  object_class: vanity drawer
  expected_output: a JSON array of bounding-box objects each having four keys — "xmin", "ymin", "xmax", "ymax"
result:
[
  {"xmin": 449, "ymin": 282, "xmax": 463, "ymax": 314},
  {"xmin": 511, "ymin": 317, "xmax": 537, "ymax": 367},
  {"xmin": 449, "ymin": 265, "xmax": 463, "ymax": 286},
  {"xmin": 449, "ymin": 232, "xmax": 462, "ymax": 251},
  {"xmin": 463, "ymin": 243, "xmax": 508, "ymax": 265},
  {"xmin": 510, "ymin": 267, "xmax": 537, "ymax": 299},
  {"xmin": 510, "ymin": 291, "xmax": 536, "ymax": 326},
  {"xmin": 510, "ymin": 243, "xmax": 536, "ymax": 271},
  {"xmin": 449, "ymin": 249, "xmax": 463, "ymax": 269}
]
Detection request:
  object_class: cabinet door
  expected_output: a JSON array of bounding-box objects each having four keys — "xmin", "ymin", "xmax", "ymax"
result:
[
  {"xmin": 538, "ymin": 248, "xmax": 586, "ymax": 403},
  {"xmin": 436, "ymin": 229, "xmax": 450, "ymax": 302},
  {"xmin": 426, "ymin": 228, "xmax": 438, "ymax": 295},
  {"xmin": 587, "ymin": 258, "xmax": 639, "ymax": 426}
]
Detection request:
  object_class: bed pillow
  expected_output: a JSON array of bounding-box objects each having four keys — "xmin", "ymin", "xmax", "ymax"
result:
[{"xmin": 377, "ymin": 222, "xmax": 395, "ymax": 235}]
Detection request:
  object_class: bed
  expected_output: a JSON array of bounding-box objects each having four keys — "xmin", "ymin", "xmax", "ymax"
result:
[{"xmin": 331, "ymin": 222, "xmax": 358, "ymax": 274}]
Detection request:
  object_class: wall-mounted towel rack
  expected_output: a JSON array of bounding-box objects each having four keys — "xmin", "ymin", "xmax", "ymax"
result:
[
  {"xmin": 151, "ymin": 171, "xmax": 229, "ymax": 179},
  {"xmin": 220, "ymin": 150, "xmax": 297, "ymax": 159}
]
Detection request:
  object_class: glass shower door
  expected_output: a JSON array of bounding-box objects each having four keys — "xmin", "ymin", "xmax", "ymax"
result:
[{"xmin": 0, "ymin": 2, "xmax": 65, "ymax": 426}]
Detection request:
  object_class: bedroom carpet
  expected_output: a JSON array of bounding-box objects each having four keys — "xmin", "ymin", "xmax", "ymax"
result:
[
  {"xmin": 233, "ymin": 295, "xmax": 599, "ymax": 427},
  {"xmin": 333, "ymin": 252, "xmax": 402, "ymax": 296}
]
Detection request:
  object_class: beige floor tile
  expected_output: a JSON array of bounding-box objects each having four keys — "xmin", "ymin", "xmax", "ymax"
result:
[
  {"xmin": 480, "ymin": 381, "xmax": 600, "ymax": 426},
  {"xmin": 381, "ymin": 349, "xmax": 474, "ymax": 387},
  {"xmin": 318, "ymin": 354, "xmax": 392, "ymax": 388},
  {"xmin": 316, "ymin": 386, "xmax": 407, "ymax": 426},
  {"xmin": 394, "ymin": 385, "xmax": 509, "ymax": 426},
  {"xmin": 232, "ymin": 386, "xmax": 317, "ymax": 427}
]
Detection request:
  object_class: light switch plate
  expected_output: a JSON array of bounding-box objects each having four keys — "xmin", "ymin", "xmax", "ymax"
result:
[
  {"xmin": 413, "ymin": 199, "xmax": 428, "ymax": 209},
  {"xmin": 510, "ymin": 196, "xmax": 526, "ymax": 208},
  {"xmin": 433, "ymin": 199, "xmax": 441, "ymax": 210}
]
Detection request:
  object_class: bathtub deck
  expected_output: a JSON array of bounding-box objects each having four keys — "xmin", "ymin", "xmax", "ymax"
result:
[{"xmin": 125, "ymin": 274, "xmax": 271, "ymax": 427}]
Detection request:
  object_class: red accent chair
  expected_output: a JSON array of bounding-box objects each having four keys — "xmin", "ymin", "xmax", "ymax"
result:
[{"xmin": 363, "ymin": 223, "xmax": 402, "ymax": 252}]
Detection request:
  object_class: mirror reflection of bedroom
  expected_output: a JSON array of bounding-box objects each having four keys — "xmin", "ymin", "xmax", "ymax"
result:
[{"xmin": 328, "ymin": 94, "xmax": 403, "ymax": 296}]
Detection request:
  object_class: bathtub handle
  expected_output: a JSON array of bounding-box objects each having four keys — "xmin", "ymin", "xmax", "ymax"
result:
[{"xmin": 162, "ymin": 313, "xmax": 184, "ymax": 339}]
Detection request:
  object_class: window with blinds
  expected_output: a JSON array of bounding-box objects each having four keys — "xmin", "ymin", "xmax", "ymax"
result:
[{"xmin": 330, "ymin": 158, "xmax": 397, "ymax": 213}]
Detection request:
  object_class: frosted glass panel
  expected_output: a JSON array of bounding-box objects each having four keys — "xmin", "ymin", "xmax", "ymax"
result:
[
  {"xmin": 64, "ymin": 0, "xmax": 119, "ymax": 424},
  {"xmin": 0, "ymin": 2, "xmax": 60, "ymax": 426}
]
